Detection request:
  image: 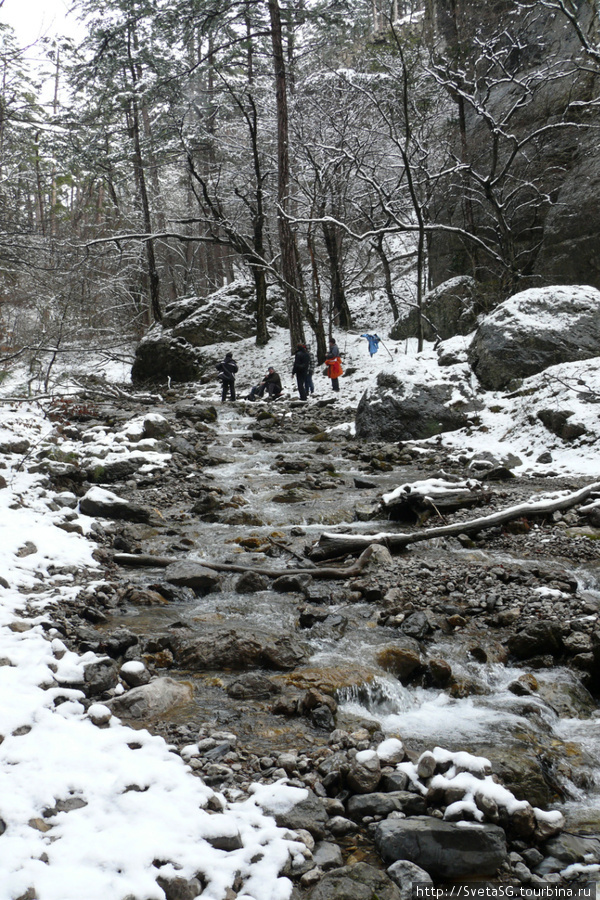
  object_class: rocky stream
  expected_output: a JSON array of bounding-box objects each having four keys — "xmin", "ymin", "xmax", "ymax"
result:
[{"xmin": 25, "ymin": 383, "xmax": 600, "ymax": 899}]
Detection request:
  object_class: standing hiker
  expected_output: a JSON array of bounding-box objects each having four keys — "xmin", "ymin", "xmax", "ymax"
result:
[
  {"xmin": 216, "ymin": 351, "xmax": 238, "ymax": 401},
  {"xmin": 292, "ymin": 343, "xmax": 311, "ymax": 401}
]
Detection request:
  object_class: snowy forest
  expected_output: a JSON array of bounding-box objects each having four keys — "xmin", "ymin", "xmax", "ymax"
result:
[
  {"xmin": 1, "ymin": 0, "xmax": 599, "ymax": 375},
  {"xmin": 4, "ymin": 3, "xmax": 600, "ymax": 900}
]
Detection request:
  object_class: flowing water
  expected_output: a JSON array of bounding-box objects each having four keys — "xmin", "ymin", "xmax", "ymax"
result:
[{"xmin": 112, "ymin": 401, "xmax": 600, "ymax": 827}]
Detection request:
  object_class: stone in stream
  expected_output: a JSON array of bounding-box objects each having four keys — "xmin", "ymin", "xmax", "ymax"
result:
[
  {"xmin": 373, "ymin": 816, "xmax": 508, "ymax": 879},
  {"xmin": 174, "ymin": 627, "xmax": 306, "ymax": 671},
  {"xmin": 164, "ymin": 561, "xmax": 223, "ymax": 595},
  {"xmin": 507, "ymin": 622, "xmax": 563, "ymax": 660}
]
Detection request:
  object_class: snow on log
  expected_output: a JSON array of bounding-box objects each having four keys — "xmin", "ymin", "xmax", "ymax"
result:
[
  {"xmin": 309, "ymin": 482, "xmax": 600, "ymax": 561},
  {"xmin": 381, "ymin": 478, "xmax": 491, "ymax": 521}
]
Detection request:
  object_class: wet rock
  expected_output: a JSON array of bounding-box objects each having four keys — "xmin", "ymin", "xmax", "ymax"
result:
[
  {"xmin": 401, "ymin": 612, "xmax": 432, "ymax": 640},
  {"xmin": 374, "ymin": 816, "xmax": 508, "ymax": 878},
  {"xmin": 107, "ymin": 677, "xmax": 193, "ymax": 720},
  {"xmin": 426, "ymin": 658, "xmax": 453, "ymax": 687},
  {"xmin": 305, "ymin": 862, "xmax": 402, "ymax": 900},
  {"xmin": 164, "ymin": 561, "xmax": 223, "ymax": 596},
  {"xmin": 539, "ymin": 832, "xmax": 600, "ymax": 867},
  {"xmin": 226, "ymin": 673, "xmax": 281, "ymax": 699},
  {"xmin": 507, "ymin": 623, "xmax": 563, "ymax": 660},
  {"xmin": 234, "ymin": 571, "xmax": 269, "ymax": 593},
  {"xmin": 376, "ymin": 646, "xmax": 422, "ymax": 682},
  {"xmin": 175, "ymin": 628, "xmax": 306, "ymax": 671},
  {"xmin": 272, "ymin": 574, "xmax": 312, "ymax": 595}
]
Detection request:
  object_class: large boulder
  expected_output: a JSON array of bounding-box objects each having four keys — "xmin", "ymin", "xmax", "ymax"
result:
[
  {"xmin": 131, "ymin": 281, "xmax": 287, "ymax": 384},
  {"xmin": 131, "ymin": 332, "xmax": 206, "ymax": 384},
  {"xmin": 355, "ymin": 373, "xmax": 481, "ymax": 441},
  {"xmin": 373, "ymin": 816, "xmax": 508, "ymax": 879},
  {"xmin": 391, "ymin": 276, "xmax": 484, "ymax": 342},
  {"xmin": 468, "ymin": 286, "xmax": 600, "ymax": 391}
]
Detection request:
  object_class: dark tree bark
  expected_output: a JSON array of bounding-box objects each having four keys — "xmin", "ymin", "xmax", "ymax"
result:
[{"xmin": 267, "ymin": 0, "xmax": 305, "ymax": 349}]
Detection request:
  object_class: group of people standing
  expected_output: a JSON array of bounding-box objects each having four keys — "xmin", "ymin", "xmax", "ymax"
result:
[{"xmin": 216, "ymin": 337, "xmax": 343, "ymax": 403}]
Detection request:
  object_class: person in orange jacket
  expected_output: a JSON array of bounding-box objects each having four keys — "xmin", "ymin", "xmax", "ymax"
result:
[{"xmin": 324, "ymin": 337, "xmax": 343, "ymax": 392}]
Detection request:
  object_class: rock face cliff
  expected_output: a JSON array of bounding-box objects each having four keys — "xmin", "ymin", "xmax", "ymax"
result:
[{"xmin": 425, "ymin": 0, "xmax": 600, "ymax": 292}]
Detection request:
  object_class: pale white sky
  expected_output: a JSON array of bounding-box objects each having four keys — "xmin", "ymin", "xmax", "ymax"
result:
[{"xmin": 1, "ymin": 0, "xmax": 83, "ymax": 52}]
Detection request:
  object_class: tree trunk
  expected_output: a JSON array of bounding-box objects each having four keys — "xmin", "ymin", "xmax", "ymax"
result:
[
  {"xmin": 267, "ymin": 0, "xmax": 305, "ymax": 350},
  {"xmin": 126, "ymin": 26, "xmax": 161, "ymax": 322},
  {"xmin": 322, "ymin": 220, "xmax": 352, "ymax": 329},
  {"xmin": 375, "ymin": 234, "xmax": 400, "ymax": 320}
]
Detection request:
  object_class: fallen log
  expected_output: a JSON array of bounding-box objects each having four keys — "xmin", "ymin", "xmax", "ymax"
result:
[
  {"xmin": 113, "ymin": 544, "xmax": 379, "ymax": 580},
  {"xmin": 309, "ymin": 481, "xmax": 600, "ymax": 561},
  {"xmin": 382, "ymin": 479, "xmax": 490, "ymax": 523}
]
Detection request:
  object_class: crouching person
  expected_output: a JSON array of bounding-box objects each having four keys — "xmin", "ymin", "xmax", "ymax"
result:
[{"xmin": 247, "ymin": 366, "xmax": 282, "ymax": 401}]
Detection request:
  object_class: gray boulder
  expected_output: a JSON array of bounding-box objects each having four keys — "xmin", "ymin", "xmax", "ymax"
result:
[
  {"xmin": 468, "ymin": 285, "xmax": 600, "ymax": 390},
  {"xmin": 269, "ymin": 788, "xmax": 329, "ymax": 840},
  {"xmin": 347, "ymin": 791, "xmax": 426, "ymax": 820},
  {"xmin": 131, "ymin": 281, "xmax": 287, "ymax": 384},
  {"xmin": 174, "ymin": 627, "xmax": 306, "ymax": 671},
  {"xmin": 356, "ymin": 373, "xmax": 481, "ymax": 441},
  {"xmin": 373, "ymin": 816, "xmax": 508, "ymax": 879},
  {"xmin": 164, "ymin": 561, "xmax": 223, "ymax": 596},
  {"xmin": 387, "ymin": 860, "xmax": 433, "ymax": 900},
  {"xmin": 131, "ymin": 332, "xmax": 205, "ymax": 384},
  {"xmin": 79, "ymin": 487, "xmax": 154, "ymax": 524},
  {"xmin": 305, "ymin": 862, "xmax": 402, "ymax": 900},
  {"xmin": 391, "ymin": 276, "xmax": 483, "ymax": 341},
  {"xmin": 507, "ymin": 622, "xmax": 563, "ymax": 660},
  {"xmin": 107, "ymin": 677, "xmax": 193, "ymax": 720},
  {"xmin": 83, "ymin": 658, "xmax": 119, "ymax": 697}
]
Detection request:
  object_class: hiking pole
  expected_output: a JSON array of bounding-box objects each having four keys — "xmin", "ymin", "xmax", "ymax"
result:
[{"xmin": 378, "ymin": 337, "xmax": 394, "ymax": 360}]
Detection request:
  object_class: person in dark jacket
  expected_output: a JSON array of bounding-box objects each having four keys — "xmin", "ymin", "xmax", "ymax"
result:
[
  {"xmin": 291, "ymin": 343, "xmax": 311, "ymax": 400},
  {"xmin": 247, "ymin": 367, "xmax": 282, "ymax": 401},
  {"xmin": 216, "ymin": 351, "xmax": 238, "ymax": 401}
]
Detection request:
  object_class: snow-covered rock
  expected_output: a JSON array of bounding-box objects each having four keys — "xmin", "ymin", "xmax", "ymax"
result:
[{"xmin": 468, "ymin": 285, "xmax": 600, "ymax": 390}]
